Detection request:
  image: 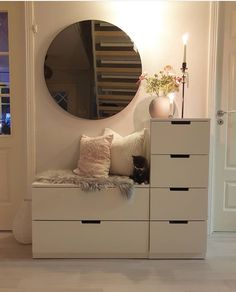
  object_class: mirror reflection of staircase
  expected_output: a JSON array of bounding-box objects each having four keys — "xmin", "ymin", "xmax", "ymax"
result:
[
  {"xmin": 92, "ymin": 20, "xmax": 142, "ymax": 118},
  {"xmin": 44, "ymin": 20, "xmax": 142, "ymax": 120}
]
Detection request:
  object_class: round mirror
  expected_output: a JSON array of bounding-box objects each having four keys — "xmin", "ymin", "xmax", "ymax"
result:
[{"xmin": 44, "ymin": 20, "xmax": 142, "ymax": 119}]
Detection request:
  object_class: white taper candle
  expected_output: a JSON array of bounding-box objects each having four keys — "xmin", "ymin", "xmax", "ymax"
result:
[{"xmin": 182, "ymin": 33, "xmax": 189, "ymax": 63}]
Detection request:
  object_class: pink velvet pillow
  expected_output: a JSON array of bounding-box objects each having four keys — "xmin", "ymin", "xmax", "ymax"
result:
[{"xmin": 73, "ymin": 134, "xmax": 113, "ymax": 178}]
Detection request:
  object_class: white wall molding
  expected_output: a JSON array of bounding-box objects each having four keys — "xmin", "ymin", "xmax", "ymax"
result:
[
  {"xmin": 206, "ymin": 1, "xmax": 220, "ymax": 234},
  {"xmin": 24, "ymin": 1, "xmax": 36, "ymax": 199}
]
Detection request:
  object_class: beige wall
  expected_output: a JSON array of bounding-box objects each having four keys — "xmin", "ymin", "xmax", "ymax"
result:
[{"xmin": 34, "ymin": 1, "xmax": 210, "ymax": 172}]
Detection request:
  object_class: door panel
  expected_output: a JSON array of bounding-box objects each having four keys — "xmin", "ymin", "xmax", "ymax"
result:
[
  {"xmin": 213, "ymin": 2, "xmax": 236, "ymax": 231},
  {"xmin": 0, "ymin": 2, "xmax": 26, "ymax": 229},
  {"xmin": 0, "ymin": 149, "xmax": 9, "ymax": 202},
  {"xmin": 225, "ymin": 182, "xmax": 236, "ymax": 209},
  {"xmin": 227, "ymin": 114, "xmax": 236, "ymax": 166}
]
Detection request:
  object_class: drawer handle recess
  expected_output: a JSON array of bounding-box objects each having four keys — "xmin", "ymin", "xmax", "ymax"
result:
[
  {"xmin": 81, "ymin": 220, "xmax": 101, "ymax": 224},
  {"xmin": 170, "ymin": 154, "xmax": 190, "ymax": 158},
  {"xmin": 171, "ymin": 121, "xmax": 191, "ymax": 125},
  {"xmin": 169, "ymin": 220, "xmax": 188, "ymax": 224},
  {"xmin": 170, "ymin": 187, "xmax": 189, "ymax": 191}
]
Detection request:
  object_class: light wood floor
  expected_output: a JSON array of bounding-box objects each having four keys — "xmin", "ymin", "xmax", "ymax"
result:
[{"xmin": 0, "ymin": 232, "xmax": 236, "ymax": 292}]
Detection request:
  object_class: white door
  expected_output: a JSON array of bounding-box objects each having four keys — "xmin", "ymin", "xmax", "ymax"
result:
[
  {"xmin": 0, "ymin": 2, "xmax": 27, "ymax": 229},
  {"xmin": 213, "ymin": 2, "xmax": 236, "ymax": 231}
]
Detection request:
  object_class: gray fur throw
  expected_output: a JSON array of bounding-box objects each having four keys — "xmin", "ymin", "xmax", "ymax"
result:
[{"xmin": 35, "ymin": 170, "xmax": 134, "ymax": 199}]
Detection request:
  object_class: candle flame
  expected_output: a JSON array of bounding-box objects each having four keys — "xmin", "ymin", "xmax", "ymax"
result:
[{"xmin": 182, "ymin": 33, "xmax": 189, "ymax": 45}]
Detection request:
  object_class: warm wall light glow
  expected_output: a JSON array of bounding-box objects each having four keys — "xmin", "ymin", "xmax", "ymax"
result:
[
  {"xmin": 110, "ymin": 1, "xmax": 169, "ymax": 50},
  {"xmin": 182, "ymin": 33, "xmax": 189, "ymax": 45}
]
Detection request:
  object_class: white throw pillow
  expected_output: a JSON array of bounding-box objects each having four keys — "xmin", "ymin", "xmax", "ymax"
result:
[{"xmin": 103, "ymin": 128, "xmax": 146, "ymax": 176}]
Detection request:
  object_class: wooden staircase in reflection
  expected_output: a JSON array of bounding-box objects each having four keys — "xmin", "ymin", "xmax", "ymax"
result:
[{"xmin": 92, "ymin": 20, "xmax": 142, "ymax": 118}]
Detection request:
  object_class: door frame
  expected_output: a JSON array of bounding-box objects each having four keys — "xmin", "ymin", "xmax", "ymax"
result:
[
  {"xmin": 25, "ymin": 1, "xmax": 36, "ymax": 199},
  {"xmin": 206, "ymin": 2, "xmax": 220, "ymax": 234}
]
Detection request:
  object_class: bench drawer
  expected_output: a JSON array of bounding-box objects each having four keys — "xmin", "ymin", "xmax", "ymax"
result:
[
  {"xmin": 32, "ymin": 187, "xmax": 149, "ymax": 220},
  {"xmin": 33, "ymin": 221, "xmax": 149, "ymax": 258}
]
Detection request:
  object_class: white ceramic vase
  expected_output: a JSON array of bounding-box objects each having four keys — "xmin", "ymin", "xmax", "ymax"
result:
[
  {"xmin": 149, "ymin": 96, "xmax": 170, "ymax": 118},
  {"xmin": 12, "ymin": 199, "xmax": 32, "ymax": 244}
]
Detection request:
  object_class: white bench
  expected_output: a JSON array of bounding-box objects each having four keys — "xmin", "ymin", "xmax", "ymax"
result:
[{"xmin": 32, "ymin": 182, "xmax": 149, "ymax": 258}]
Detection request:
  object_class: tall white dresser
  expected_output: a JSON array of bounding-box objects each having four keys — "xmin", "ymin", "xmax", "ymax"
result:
[{"xmin": 149, "ymin": 118, "xmax": 210, "ymax": 259}]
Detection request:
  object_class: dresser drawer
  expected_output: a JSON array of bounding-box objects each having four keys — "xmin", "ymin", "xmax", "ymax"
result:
[
  {"xmin": 150, "ymin": 188, "xmax": 208, "ymax": 220},
  {"xmin": 32, "ymin": 186, "xmax": 149, "ymax": 220},
  {"xmin": 151, "ymin": 155, "xmax": 209, "ymax": 187},
  {"xmin": 151, "ymin": 120, "xmax": 210, "ymax": 154},
  {"xmin": 33, "ymin": 221, "xmax": 148, "ymax": 258},
  {"xmin": 149, "ymin": 221, "xmax": 207, "ymax": 258}
]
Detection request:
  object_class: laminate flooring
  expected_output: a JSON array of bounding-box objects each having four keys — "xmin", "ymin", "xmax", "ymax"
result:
[{"xmin": 0, "ymin": 232, "xmax": 236, "ymax": 292}]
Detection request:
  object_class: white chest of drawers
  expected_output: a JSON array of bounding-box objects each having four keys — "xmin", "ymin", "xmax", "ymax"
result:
[
  {"xmin": 32, "ymin": 118, "xmax": 210, "ymax": 259},
  {"xmin": 149, "ymin": 118, "xmax": 210, "ymax": 259}
]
